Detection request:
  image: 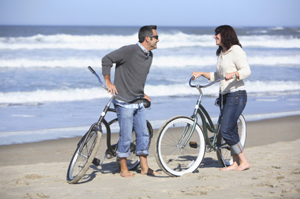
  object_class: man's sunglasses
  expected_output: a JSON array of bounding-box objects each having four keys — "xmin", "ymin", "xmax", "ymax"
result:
[
  {"xmin": 149, "ymin": 35, "xmax": 159, "ymax": 40},
  {"xmin": 215, "ymin": 30, "xmax": 221, "ymax": 36}
]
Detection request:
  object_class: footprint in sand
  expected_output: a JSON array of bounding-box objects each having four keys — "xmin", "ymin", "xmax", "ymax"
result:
[
  {"xmin": 10, "ymin": 174, "xmax": 47, "ymax": 187},
  {"xmin": 25, "ymin": 174, "xmax": 47, "ymax": 180},
  {"xmin": 24, "ymin": 193, "xmax": 50, "ymax": 198}
]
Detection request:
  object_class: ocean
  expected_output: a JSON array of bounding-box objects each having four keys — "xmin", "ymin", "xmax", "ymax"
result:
[{"xmin": 1, "ymin": 25, "xmax": 300, "ymax": 145}]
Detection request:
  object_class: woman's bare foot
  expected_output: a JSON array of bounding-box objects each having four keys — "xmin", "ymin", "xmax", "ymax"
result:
[
  {"xmin": 141, "ymin": 168, "xmax": 160, "ymax": 176},
  {"xmin": 220, "ymin": 162, "xmax": 238, "ymax": 171},
  {"xmin": 234, "ymin": 163, "xmax": 250, "ymax": 171},
  {"xmin": 120, "ymin": 171, "xmax": 134, "ymax": 177}
]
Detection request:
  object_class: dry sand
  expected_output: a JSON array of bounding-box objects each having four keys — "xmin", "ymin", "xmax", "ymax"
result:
[{"xmin": 0, "ymin": 115, "xmax": 300, "ymax": 199}]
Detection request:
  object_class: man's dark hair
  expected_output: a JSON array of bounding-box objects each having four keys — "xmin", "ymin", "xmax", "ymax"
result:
[
  {"xmin": 215, "ymin": 25, "xmax": 242, "ymax": 56},
  {"xmin": 138, "ymin": 25, "xmax": 157, "ymax": 43}
]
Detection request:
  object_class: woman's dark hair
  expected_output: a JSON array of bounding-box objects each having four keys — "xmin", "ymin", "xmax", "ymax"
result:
[
  {"xmin": 138, "ymin": 25, "xmax": 157, "ymax": 43},
  {"xmin": 215, "ymin": 25, "xmax": 242, "ymax": 56}
]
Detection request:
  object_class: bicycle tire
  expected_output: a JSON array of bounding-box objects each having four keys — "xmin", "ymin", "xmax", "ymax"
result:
[
  {"xmin": 216, "ymin": 114, "xmax": 247, "ymax": 167},
  {"xmin": 155, "ymin": 116, "xmax": 206, "ymax": 177},
  {"xmin": 111, "ymin": 119, "xmax": 153, "ymax": 171},
  {"xmin": 66, "ymin": 124, "xmax": 102, "ymax": 184}
]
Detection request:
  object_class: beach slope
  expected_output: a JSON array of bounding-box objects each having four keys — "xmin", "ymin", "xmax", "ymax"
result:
[{"xmin": 0, "ymin": 115, "xmax": 300, "ymax": 199}]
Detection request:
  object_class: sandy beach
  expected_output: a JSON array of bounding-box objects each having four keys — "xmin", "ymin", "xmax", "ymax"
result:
[{"xmin": 0, "ymin": 115, "xmax": 300, "ymax": 199}]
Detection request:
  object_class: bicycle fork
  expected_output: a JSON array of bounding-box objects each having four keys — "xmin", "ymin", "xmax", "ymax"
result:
[
  {"xmin": 176, "ymin": 116, "xmax": 198, "ymax": 149},
  {"xmin": 85, "ymin": 96, "xmax": 116, "ymax": 167},
  {"xmin": 180, "ymin": 99, "xmax": 203, "ymax": 149}
]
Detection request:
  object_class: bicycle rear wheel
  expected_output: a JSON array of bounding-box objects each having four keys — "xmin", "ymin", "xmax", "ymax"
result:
[
  {"xmin": 216, "ymin": 114, "xmax": 247, "ymax": 167},
  {"xmin": 66, "ymin": 124, "xmax": 102, "ymax": 184},
  {"xmin": 155, "ymin": 116, "xmax": 206, "ymax": 177},
  {"xmin": 110, "ymin": 119, "xmax": 153, "ymax": 171}
]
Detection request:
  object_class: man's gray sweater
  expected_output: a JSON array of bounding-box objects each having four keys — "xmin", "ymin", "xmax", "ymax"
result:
[{"xmin": 102, "ymin": 44, "xmax": 153, "ymax": 102}]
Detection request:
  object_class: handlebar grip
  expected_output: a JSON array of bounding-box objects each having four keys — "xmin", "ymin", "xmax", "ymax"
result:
[
  {"xmin": 189, "ymin": 76, "xmax": 196, "ymax": 87},
  {"xmin": 189, "ymin": 76, "xmax": 226, "ymax": 88},
  {"xmin": 88, "ymin": 66, "xmax": 95, "ymax": 74}
]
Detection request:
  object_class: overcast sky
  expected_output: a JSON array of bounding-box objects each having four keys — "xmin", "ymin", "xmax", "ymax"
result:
[{"xmin": 0, "ymin": 0, "xmax": 299, "ymax": 27}]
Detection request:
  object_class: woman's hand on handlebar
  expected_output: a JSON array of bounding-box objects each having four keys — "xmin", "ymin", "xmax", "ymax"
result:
[
  {"xmin": 191, "ymin": 72, "xmax": 201, "ymax": 80},
  {"xmin": 225, "ymin": 72, "xmax": 238, "ymax": 81},
  {"xmin": 191, "ymin": 71, "xmax": 211, "ymax": 80}
]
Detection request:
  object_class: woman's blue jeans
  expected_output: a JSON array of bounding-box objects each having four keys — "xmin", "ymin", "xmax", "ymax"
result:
[
  {"xmin": 114, "ymin": 102, "xmax": 149, "ymax": 158},
  {"xmin": 219, "ymin": 90, "xmax": 247, "ymax": 155}
]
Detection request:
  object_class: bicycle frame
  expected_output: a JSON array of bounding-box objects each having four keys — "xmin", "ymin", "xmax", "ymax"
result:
[
  {"xmin": 193, "ymin": 97, "xmax": 221, "ymax": 149},
  {"xmin": 179, "ymin": 76, "xmax": 227, "ymax": 150}
]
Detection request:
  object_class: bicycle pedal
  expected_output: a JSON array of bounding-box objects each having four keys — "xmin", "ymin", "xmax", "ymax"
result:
[
  {"xmin": 111, "ymin": 144, "xmax": 118, "ymax": 152},
  {"xmin": 189, "ymin": 141, "xmax": 198, "ymax": 149},
  {"xmin": 92, "ymin": 158, "xmax": 100, "ymax": 166}
]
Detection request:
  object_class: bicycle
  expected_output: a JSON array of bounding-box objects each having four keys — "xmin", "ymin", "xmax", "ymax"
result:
[
  {"xmin": 154, "ymin": 76, "xmax": 247, "ymax": 177},
  {"xmin": 66, "ymin": 66, "xmax": 153, "ymax": 184}
]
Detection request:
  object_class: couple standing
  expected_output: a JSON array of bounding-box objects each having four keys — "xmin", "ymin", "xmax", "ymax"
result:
[{"xmin": 101, "ymin": 25, "xmax": 250, "ymax": 177}]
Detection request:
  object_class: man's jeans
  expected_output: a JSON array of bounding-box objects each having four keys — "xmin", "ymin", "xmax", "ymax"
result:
[
  {"xmin": 219, "ymin": 90, "xmax": 247, "ymax": 155},
  {"xmin": 114, "ymin": 100, "xmax": 149, "ymax": 158}
]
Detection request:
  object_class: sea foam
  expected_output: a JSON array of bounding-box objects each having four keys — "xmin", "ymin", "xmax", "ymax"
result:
[
  {"xmin": 1, "ymin": 54, "xmax": 300, "ymax": 68},
  {"xmin": 1, "ymin": 81, "xmax": 299, "ymax": 104},
  {"xmin": 1, "ymin": 32, "xmax": 300, "ymax": 50}
]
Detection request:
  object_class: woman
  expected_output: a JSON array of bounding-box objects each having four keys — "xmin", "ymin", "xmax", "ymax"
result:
[{"xmin": 192, "ymin": 25, "xmax": 251, "ymax": 171}]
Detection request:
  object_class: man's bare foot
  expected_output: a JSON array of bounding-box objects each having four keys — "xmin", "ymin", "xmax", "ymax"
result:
[
  {"xmin": 220, "ymin": 163, "xmax": 238, "ymax": 171},
  {"xmin": 234, "ymin": 163, "xmax": 250, "ymax": 171},
  {"xmin": 141, "ymin": 168, "xmax": 160, "ymax": 176},
  {"xmin": 120, "ymin": 171, "xmax": 134, "ymax": 177}
]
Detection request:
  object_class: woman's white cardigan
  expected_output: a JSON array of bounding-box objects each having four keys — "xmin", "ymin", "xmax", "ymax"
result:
[{"xmin": 210, "ymin": 45, "xmax": 251, "ymax": 94}]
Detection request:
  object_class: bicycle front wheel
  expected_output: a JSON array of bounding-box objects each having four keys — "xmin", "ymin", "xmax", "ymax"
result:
[
  {"xmin": 66, "ymin": 124, "xmax": 102, "ymax": 184},
  {"xmin": 216, "ymin": 114, "xmax": 247, "ymax": 167},
  {"xmin": 155, "ymin": 116, "xmax": 206, "ymax": 177}
]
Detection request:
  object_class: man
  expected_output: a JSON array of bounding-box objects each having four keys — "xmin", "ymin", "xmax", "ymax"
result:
[{"xmin": 102, "ymin": 25, "xmax": 159, "ymax": 177}]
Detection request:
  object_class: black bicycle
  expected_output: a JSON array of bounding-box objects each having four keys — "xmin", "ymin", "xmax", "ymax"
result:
[{"xmin": 66, "ymin": 66, "xmax": 153, "ymax": 184}]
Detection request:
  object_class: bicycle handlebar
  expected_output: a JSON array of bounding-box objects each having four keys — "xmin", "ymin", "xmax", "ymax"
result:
[
  {"xmin": 189, "ymin": 75, "xmax": 235, "ymax": 89},
  {"xmin": 88, "ymin": 66, "xmax": 96, "ymax": 74},
  {"xmin": 87, "ymin": 66, "xmax": 151, "ymax": 108}
]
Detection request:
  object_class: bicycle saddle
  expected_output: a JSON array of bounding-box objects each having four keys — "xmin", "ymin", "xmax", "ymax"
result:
[
  {"xmin": 126, "ymin": 97, "xmax": 151, "ymax": 109},
  {"xmin": 142, "ymin": 99, "xmax": 151, "ymax": 109}
]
